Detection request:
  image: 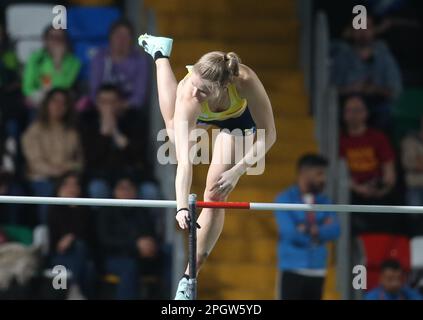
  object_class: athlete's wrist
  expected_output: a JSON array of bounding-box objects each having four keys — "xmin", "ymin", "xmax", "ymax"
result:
[
  {"xmin": 233, "ymin": 162, "xmax": 247, "ymax": 176},
  {"xmin": 176, "ymin": 208, "xmax": 189, "ymax": 219}
]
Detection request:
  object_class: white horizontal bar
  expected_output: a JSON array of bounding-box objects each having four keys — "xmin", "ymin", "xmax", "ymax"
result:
[
  {"xmin": 0, "ymin": 196, "xmax": 177, "ymax": 208},
  {"xmin": 251, "ymin": 202, "xmax": 423, "ymax": 214}
]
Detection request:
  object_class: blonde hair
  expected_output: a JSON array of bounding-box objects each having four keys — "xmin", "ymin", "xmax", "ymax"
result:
[{"xmin": 192, "ymin": 51, "xmax": 241, "ymax": 96}]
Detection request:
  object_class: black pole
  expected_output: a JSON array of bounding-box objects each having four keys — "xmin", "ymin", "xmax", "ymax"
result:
[{"xmin": 188, "ymin": 193, "xmax": 197, "ymax": 300}]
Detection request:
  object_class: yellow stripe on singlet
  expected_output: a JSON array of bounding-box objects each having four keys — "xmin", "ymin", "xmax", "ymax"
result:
[{"xmin": 185, "ymin": 65, "xmax": 248, "ymax": 122}]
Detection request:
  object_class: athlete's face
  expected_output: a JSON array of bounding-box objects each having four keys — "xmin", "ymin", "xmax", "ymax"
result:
[{"xmin": 190, "ymin": 72, "xmax": 212, "ymax": 102}]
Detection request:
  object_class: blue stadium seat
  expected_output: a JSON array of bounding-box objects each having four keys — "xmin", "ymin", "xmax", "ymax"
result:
[
  {"xmin": 67, "ymin": 6, "xmax": 121, "ymax": 79},
  {"xmin": 67, "ymin": 6, "xmax": 121, "ymax": 40}
]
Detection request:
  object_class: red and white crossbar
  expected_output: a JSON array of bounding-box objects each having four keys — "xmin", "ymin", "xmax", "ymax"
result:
[{"xmin": 0, "ymin": 196, "xmax": 422, "ymax": 214}]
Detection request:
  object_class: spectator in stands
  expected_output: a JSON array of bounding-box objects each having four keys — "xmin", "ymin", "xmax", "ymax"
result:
[
  {"xmin": 340, "ymin": 96, "xmax": 396, "ymax": 201},
  {"xmin": 90, "ymin": 19, "xmax": 150, "ymax": 110},
  {"xmin": 274, "ymin": 154, "xmax": 340, "ymax": 300},
  {"xmin": 401, "ymin": 115, "xmax": 423, "ymax": 206},
  {"xmin": 365, "ymin": 259, "xmax": 422, "ymax": 300},
  {"xmin": 21, "ymin": 89, "xmax": 83, "ymax": 223},
  {"xmin": 0, "ymin": 22, "xmax": 26, "ymax": 140},
  {"xmin": 331, "ymin": 16, "xmax": 402, "ymax": 129},
  {"xmin": 340, "ymin": 95, "xmax": 397, "ymax": 233},
  {"xmin": 47, "ymin": 172, "xmax": 95, "ymax": 299},
  {"xmin": 79, "ymin": 84, "xmax": 157, "ymax": 200},
  {"xmin": 23, "ymin": 26, "xmax": 81, "ymax": 109},
  {"xmin": 95, "ymin": 176, "xmax": 160, "ymax": 299}
]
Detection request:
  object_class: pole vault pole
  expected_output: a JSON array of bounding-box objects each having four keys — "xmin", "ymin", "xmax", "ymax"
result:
[{"xmin": 188, "ymin": 193, "xmax": 198, "ymax": 300}]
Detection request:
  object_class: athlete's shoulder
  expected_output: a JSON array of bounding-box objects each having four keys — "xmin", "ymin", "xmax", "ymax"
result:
[
  {"xmin": 238, "ymin": 64, "xmax": 258, "ymax": 82},
  {"xmin": 177, "ymin": 76, "xmax": 192, "ymax": 99},
  {"xmin": 236, "ymin": 64, "xmax": 262, "ymax": 89},
  {"xmin": 175, "ymin": 80, "xmax": 201, "ymax": 116}
]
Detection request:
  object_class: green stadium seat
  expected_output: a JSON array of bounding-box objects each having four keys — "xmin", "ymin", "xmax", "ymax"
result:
[{"xmin": 2, "ymin": 225, "xmax": 33, "ymax": 246}]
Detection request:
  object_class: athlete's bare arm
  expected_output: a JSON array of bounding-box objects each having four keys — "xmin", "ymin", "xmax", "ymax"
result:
[
  {"xmin": 233, "ymin": 64, "xmax": 277, "ymax": 174},
  {"xmin": 208, "ymin": 64, "xmax": 276, "ymax": 196},
  {"xmin": 174, "ymin": 84, "xmax": 202, "ymax": 229}
]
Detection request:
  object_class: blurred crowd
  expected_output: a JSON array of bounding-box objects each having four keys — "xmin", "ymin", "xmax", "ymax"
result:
[
  {"xmin": 328, "ymin": 0, "xmax": 423, "ymax": 300},
  {"xmin": 332, "ymin": 1, "xmax": 423, "ymax": 299},
  {"xmin": 274, "ymin": 0, "xmax": 423, "ymax": 300},
  {"xmin": 331, "ymin": 8, "xmax": 423, "ymax": 230},
  {"xmin": 0, "ymin": 2, "xmax": 168, "ymax": 299}
]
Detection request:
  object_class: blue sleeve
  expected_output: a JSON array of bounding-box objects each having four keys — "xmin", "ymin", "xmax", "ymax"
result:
[
  {"xmin": 318, "ymin": 214, "xmax": 341, "ymax": 242},
  {"xmin": 317, "ymin": 197, "xmax": 341, "ymax": 242},
  {"xmin": 404, "ymin": 287, "xmax": 423, "ymax": 300},
  {"xmin": 364, "ymin": 288, "xmax": 380, "ymax": 300},
  {"xmin": 274, "ymin": 193, "xmax": 311, "ymax": 247}
]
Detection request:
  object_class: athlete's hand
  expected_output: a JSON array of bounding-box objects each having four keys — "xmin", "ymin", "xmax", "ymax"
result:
[
  {"xmin": 176, "ymin": 209, "xmax": 190, "ymax": 229},
  {"xmin": 209, "ymin": 167, "xmax": 242, "ymax": 199}
]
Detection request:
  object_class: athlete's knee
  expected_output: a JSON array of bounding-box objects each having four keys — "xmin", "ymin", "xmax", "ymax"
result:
[{"xmin": 204, "ymin": 191, "xmax": 226, "ymax": 202}]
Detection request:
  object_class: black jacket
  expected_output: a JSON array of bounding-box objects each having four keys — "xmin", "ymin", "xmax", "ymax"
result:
[
  {"xmin": 47, "ymin": 205, "xmax": 94, "ymax": 252},
  {"xmin": 78, "ymin": 108, "xmax": 151, "ymax": 180},
  {"xmin": 95, "ymin": 206, "xmax": 156, "ymax": 258}
]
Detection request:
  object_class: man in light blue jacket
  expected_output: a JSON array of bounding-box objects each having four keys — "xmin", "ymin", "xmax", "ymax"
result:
[{"xmin": 274, "ymin": 154, "xmax": 340, "ymax": 300}]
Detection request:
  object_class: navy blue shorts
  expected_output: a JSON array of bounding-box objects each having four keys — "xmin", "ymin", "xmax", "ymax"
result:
[{"xmin": 196, "ymin": 106, "xmax": 256, "ymax": 136}]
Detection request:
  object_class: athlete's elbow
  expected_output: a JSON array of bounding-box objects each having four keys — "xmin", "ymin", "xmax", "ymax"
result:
[{"xmin": 266, "ymin": 127, "xmax": 277, "ymax": 147}]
